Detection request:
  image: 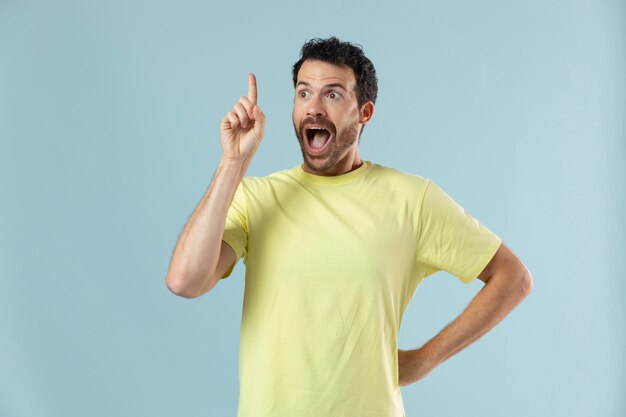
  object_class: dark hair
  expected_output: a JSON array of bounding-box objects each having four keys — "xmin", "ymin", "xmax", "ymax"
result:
[{"xmin": 292, "ymin": 37, "xmax": 378, "ymax": 108}]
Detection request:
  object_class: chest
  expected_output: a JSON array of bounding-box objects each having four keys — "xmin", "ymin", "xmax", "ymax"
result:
[{"xmin": 245, "ymin": 186, "xmax": 417, "ymax": 285}]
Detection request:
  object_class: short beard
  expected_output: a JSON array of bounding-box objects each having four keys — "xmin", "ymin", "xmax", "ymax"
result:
[{"xmin": 293, "ymin": 119, "xmax": 361, "ymax": 174}]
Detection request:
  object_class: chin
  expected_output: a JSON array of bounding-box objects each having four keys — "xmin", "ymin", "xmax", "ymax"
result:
[
  {"xmin": 303, "ymin": 155, "xmax": 327, "ymax": 169},
  {"xmin": 304, "ymin": 153, "xmax": 340, "ymax": 173}
]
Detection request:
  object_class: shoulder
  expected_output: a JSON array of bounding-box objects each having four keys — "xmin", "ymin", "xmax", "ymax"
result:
[
  {"xmin": 240, "ymin": 165, "xmax": 301, "ymax": 192},
  {"xmin": 367, "ymin": 161, "xmax": 432, "ymax": 193}
]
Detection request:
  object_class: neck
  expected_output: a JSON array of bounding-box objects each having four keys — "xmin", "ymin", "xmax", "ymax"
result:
[{"xmin": 301, "ymin": 150, "xmax": 363, "ymax": 177}]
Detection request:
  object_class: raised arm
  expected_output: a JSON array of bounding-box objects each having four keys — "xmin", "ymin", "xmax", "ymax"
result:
[{"xmin": 165, "ymin": 73, "xmax": 265, "ymax": 298}]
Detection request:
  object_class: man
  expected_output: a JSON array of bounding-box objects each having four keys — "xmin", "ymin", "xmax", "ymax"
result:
[{"xmin": 166, "ymin": 37, "xmax": 533, "ymax": 417}]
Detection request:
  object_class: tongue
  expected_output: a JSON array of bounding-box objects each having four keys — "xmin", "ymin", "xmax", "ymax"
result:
[{"xmin": 311, "ymin": 130, "xmax": 330, "ymax": 149}]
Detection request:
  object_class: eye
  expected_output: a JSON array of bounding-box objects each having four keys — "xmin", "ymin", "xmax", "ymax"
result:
[
  {"xmin": 327, "ymin": 91, "xmax": 341, "ymax": 100},
  {"xmin": 298, "ymin": 90, "xmax": 309, "ymax": 98}
]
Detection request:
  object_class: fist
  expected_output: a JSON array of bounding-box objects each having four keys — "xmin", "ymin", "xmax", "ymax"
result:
[{"xmin": 398, "ymin": 348, "xmax": 437, "ymax": 386}]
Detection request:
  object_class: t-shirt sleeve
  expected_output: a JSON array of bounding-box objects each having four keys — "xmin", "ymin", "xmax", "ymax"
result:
[
  {"xmin": 416, "ymin": 179, "xmax": 502, "ymax": 283},
  {"xmin": 220, "ymin": 180, "xmax": 248, "ymax": 279}
]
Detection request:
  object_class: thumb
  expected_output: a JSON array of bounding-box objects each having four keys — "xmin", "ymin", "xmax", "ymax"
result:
[{"xmin": 253, "ymin": 105, "xmax": 265, "ymax": 138}]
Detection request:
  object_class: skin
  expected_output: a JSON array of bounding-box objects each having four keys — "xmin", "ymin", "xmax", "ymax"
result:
[
  {"xmin": 165, "ymin": 74, "xmax": 264, "ymax": 298},
  {"xmin": 292, "ymin": 60, "xmax": 374, "ymax": 176},
  {"xmin": 221, "ymin": 73, "xmax": 265, "ymax": 163}
]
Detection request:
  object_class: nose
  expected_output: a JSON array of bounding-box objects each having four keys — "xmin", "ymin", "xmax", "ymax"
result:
[{"xmin": 306, "ymin": 94, "xmax": 326, "ymax": 117}]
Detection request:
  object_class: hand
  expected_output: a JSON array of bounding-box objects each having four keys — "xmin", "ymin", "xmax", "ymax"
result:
[
  {"xmin": 220, "ymin": 73, "xmax": 266, "ymax": 161},
  {"xmin": 397, "ymin": 348, "xmax": 437, "ymax": 387}
]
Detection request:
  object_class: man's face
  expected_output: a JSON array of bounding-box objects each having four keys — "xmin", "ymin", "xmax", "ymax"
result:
[{"xmin": 292, "ymin": 59, "xmax": 367, "ymax": 175}]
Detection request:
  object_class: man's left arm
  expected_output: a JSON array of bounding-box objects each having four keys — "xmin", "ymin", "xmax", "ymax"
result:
[{"xmin": 398, "ymin": 242, "xmax": 533, "ymax": 386}]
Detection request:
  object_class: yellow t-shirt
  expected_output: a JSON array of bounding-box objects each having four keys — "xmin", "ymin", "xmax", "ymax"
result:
[{"xmin": 221, "ymin": 160, "xmax": 502, "ymax": 417}]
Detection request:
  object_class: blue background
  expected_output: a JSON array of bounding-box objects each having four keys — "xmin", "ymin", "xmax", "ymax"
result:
[{"xmin": 1, "ymin": 1, "xmax": 624, "ymax": 416}]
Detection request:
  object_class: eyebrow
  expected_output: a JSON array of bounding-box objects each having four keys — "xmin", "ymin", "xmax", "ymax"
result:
[{"xmin": 296, "ymin": 81, "xmax": 348, "ymax": 92}]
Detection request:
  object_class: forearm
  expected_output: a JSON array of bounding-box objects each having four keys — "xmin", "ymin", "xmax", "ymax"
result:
[
  {"xmin": 420, "ymin": 271, "xmax": 532, "ymax": 368},
  {"xmin": 165, "ymin": 157, "xmax": 248, "ymax": 297}
]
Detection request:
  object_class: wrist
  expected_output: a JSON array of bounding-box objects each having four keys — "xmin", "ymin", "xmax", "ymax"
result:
[
  {"xmin": 416, "ymin": 344, "xmax": 444, "ymax": 369},
  {"xmin": 219, "ymin": 156, "xmax": 249, "ymax": 174},
  {"xmin": 220, "ymin": 156, "xmax": 246, "ymax": 165}
]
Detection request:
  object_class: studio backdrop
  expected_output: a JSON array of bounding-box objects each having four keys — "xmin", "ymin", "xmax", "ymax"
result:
[{"xmin": 1, "ymin": 1, "xmax": 624, "ymax": 416}]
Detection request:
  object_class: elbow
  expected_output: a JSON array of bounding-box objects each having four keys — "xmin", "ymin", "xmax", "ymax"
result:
[
  {"xmin": 494, "ymin": 266, "xmax": 533, "ymax": 302},
  {"xmin": 165, "ymin": 273, "xmax": 207, "ymax": 299},
  {"xmin": 519, "ymin": 270, "xmax": 534, "ymax": 299}
]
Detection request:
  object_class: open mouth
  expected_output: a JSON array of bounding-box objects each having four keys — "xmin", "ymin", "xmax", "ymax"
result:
[{"xmin": 305, "ymin": 127, "xmax": 332, "ymax": 153}]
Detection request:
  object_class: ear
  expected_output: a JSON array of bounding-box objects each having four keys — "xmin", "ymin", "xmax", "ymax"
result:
[{"xmin": 359, "ymin": 101, "xmax": 375, "ymax": 124}]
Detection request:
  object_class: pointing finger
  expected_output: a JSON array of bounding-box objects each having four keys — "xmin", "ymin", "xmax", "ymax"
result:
[{"xmin": 248, "ymin": 73, "xmax": 257, "ymax": 104}]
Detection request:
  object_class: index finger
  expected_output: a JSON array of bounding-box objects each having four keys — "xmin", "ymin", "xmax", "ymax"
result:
[{"xmin": 248, "ymin": 73, "xmax": 257, "ymax": 104}]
